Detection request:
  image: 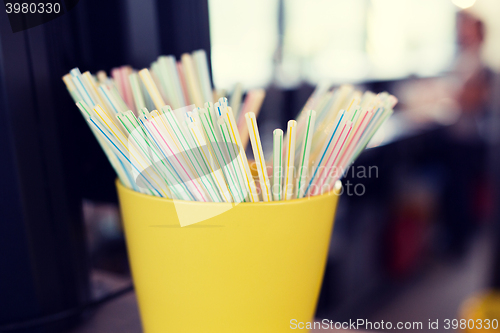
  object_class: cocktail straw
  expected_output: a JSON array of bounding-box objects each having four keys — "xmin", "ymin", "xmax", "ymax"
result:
[
  {"xmin": 155, "ymin": 107, "xmax": 214, "ymax": 201},
  {"xmin": 87, "ymin": 114, "xmax": 143, "ymax": 193},
  {"xmin": 65, "ymin": 55, "xmax": 398, "ymax": 202},
  {"xmin": 181, "ymin": 53, "xmax": 204, "ymax": 107},
  {"xmin": 151, "ymin": 62, "xmax": 166, "ymax": 103},
  {"xmin": 112, "ymin": 67, "xmax": 134, "ymax": 111},
  {"xmin": 87, "ymin": 83, "xmax": 127, "ymax": 135},
  {"xmin": 81, "ymin": 72, "xmax": 107, "ymax": 112},
  {"xmin": 92, "ymin": 105, "xmax": 168, "ymax": 197},
  {"xmin": 213, "ymin": 88, "xmax": 226, "ymax": 102},
  {"xmin": 62, "ymin": 74, "xmax": 82, "ymax": 102},
  {"xmin": 129, "ymin": 72, "xmax": 146, "ymax": 113},
  {"xmin": 110, "ymin": 83, "xmax": 130, "ymax": 113},
  {"xmin": 294, "ymin": 86, "xmax": 330, "ymax": 152},
  {"xmin": 283, "ymin": 120, "xmax": 297, "ymax": 200},
  {"xmin": 272, "ymin": 129, "xmax": 283, "ymax": 201},
  {"xmin": 313, "ymin": 120, "xmax": 353, "ymax": 195},
  {"xmin": 296, "ymin": 109, "xmax": 316, "ymax": 199},
  {"xmin": 311, "ymin": 94, "xmax": 358, "ymax": 158},
  {"xmin": 229, "ymin": 83, "xmax": 243, "ymax": 119},
  {"xmin": 183, "ymin": 122, "xmax": 223, "ymax": 202},
  {"xmin": 111, "ymin": 68, "xmax": 124, "ymax": 100},
  {"xmin": 121, "ymin": 66, "xmax": 135, "ymax": 112},
  {"xmin": 197, "ymin": 107, "xmax": 243, "ymax": 202},
  {"xmin": 164, "ymin": 55, "xmax": 186, "ymax": 108},
  {"xmin": 70, "ymin": 68, "xmax": 96, "ymax": 108},
  {"xmin": 160, "ymin": 106, "xmax": 219, "ymax": 202},
  {"xmin": 309, "ymin": 95, "xmax": 356, "ymax": 164},
  {"xmin": 315, "ymin": 91, "xmax": 336, "ymax": 120},
  {"xmin": 76, "ymin": 101, "xmax": 136, "ymax": 191},
  {"xmin": 96, "ymin": 71, "xmax": 107, "ymax": 83},
  {"xmin": 302, "ymin": 80, "xmax": 331, "ymax": 113},
  {"xmin": 141, "ymin": 80, "xmax": 156, "ymax": 112},
  {"xmin": 145, "ymin": 110, "xmax": 207, "ymax": 201},
  {"xmin": 176, "ymin": 62, "xmax": 191, "ymax": 106},
  {"xmin": 330, "ymin": 109, "xmax": 374, "ymax": 185},
  {"xmin": 351, "ymin": 106, "xmax": 393, "ymax": 163},
  {"xmin": 97, "ymin": 85, "xmax": 123, "ymax": 116},
  {"xmin": 217, "ymin": 114, "xmax": 248, "ymax": 201},
  {"xmin": 88, "ymin": 115, "xmax": 161, "ymax": 196},
  {"xmin": 157, "ymin": 57, "xmax": 179, "ymax": 109},
  {"xmin": 360, "ymin": 91, "xmax": 376, "ymax": 109},
  {"xmin": 138, "ymin": 68, "xmax": 165, "ymax": 111},
  {"xmin": 136, "ymin": 109, "xmax": 195, "ymax": 201},
  {"xmin": 192, "ymin": 50, "xmax": 214, "ymax": 105},
  {"xmin": 217, "ymin": 101, "xmax": 259, "ymax": 202},
  {"xmin": 304, "ymin": 110, "xmax": 345, "ymax": 196},
  {"xmin": 224, "ymin": 104, "xmax": 259, "ymax": 202},
  {"xmin": 205, "ymin": 102, "xmax": 218, "ymax": 129},
  {"xmin": 88, "ymin": 105, "xmax": 165, "ymax": 196},
  {"xmin": 116, "ymin": 110, "xmax": 176, "ymax": 199},
  {"xmin": 237, "ymin": 89, "xmax": 266, "ymax": 150},
  {"xmin": 314, "ymin": 85, "xmax": 353, "ymax": 135},
  {"xmin": 245, "ymin": 112, "xmax": 272, "ymax": 202},
  {"xmin": 186, "ymin": 111, "xmax": 231, "ymax": 202}
]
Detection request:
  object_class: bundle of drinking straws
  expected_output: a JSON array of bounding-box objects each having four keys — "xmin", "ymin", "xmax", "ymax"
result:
[{"xmin": 62, "ymin": 49, "xmax": 397, "ymax": 203}]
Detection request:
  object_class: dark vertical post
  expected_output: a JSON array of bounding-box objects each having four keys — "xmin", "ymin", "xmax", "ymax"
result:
[
  {"xmin": 0, "ymin": 8, "xmax": 90, "ymax": 331},
  {"xmin": 490, "ymin": 72, "xmax": 500, "ymax": 289}
]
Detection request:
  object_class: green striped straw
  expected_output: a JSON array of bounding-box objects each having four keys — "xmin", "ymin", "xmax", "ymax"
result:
[
  {"xmin": 91, "ymin": 105, "xmax": 167, "ymax": 197},
  {"xmin": 217, "ymin": 115, "xmax": 248, "ymax": 201},
  {"xmin": 351, "ymin": 107, "xmax": 393, "ymax": 163},
  {"xmin": 205, "ymin": 102, "xmax": 218, "ymax": 129},
  {"xmin": 218, "ymin": 100, "xmax": 259, "ymax": 202},
  {"xmin": 186, "ymin": 112, "xmax": 231, "ymax": 202},
  {"xmin": 160, "ymin": 106, "xmax": 219, "ymax": 202},
  {"xmin": 158, "ymin": 56, "xmax": 180, "ymax": 109},
  {"xmin": 129, "ymin": 73, "xmax": 146, "ymax": 112},
  {"xmin": 136, "ymin": 109, "xmax": 195, "ymax": 201},
  {"xmin": 76, "ymin": 101, "xmax": 136, "ymax": 192},
  {"xmin": 192, "ymin": 50, "xmax": 213, "ymax": 105},
  {"xmin": 116, "ymin": 110, "xmax": 177, "ymax": 199},
  {"xmin": 197, "ymin": 107, "xmax": 242, "ymax": 203},
  {"xmin": 296, "ymin": 109, "xmax": 316, "ymax": 199},
  {"xmin": 180, "ymin": 111, "xmax": 223, "ymax": 202},
  {"xmin": 162, "ymin": 55, "xmax": 186, "ymax": 107}
]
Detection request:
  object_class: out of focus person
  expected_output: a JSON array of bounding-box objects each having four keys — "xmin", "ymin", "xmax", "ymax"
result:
[
  {"xmin": 454, "ymin": 11, "xmax": 487, "ymax": 82},
  {"xmin": 388, "ymin": 10, "xmax": 494, "ymax": 261},
  {"xmin": 395, "ymin": 10, "xmax": 492, "ymax": 126},
  {"xmin": 440, "ymin": 67, "xmax": 493, "ymax": 257}
]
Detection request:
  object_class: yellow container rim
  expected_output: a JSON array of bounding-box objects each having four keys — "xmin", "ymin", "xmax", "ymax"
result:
[{"xmin": 116, "ymin": 179, "xmax": 342, "ymax": 207}]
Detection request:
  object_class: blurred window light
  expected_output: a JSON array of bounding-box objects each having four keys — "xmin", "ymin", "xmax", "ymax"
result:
[
  {"xmin": 281, "ymin": 0, "xmax": 368, "ymax": 86},
  {"xmin": 366, "ymin": 0, "xmax": 456, "ymax": 80},
  {"xmin": 451, "ymin": 0, "xmax": 477, "ymax": 9},
  {"xmin": 209, "ymin": 0, "xmax": 457, "ymax": 89},
  {"xmin": 208, "ymin": 0, "xmax": 279, "ymax": 90}
]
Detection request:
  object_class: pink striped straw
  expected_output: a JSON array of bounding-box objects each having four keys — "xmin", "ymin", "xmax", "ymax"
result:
[
  {"xmin": 148, "ymin": 118, "xmax": 208, "ymax": 202},
  {"xmin": 176, "ymin": 62, "xmax": 191, "ymax": 106},
  {"xmin": 120, "ymin": 66, "xmax": 135, "ymax": 113},
  {"xmin": 311, "ymin": 122, "xmax": 353, "ymax": 195},
  {"xmin": 336, "ymin": 110, "xmax": 374, "ymax": 172},
  {"xmin": 111, "ymin": 68, "xmax": 124, "ymax": 98}
]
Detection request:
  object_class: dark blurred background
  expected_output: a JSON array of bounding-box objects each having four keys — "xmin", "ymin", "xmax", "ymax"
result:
[{"xmin": 1, "ymin": 0, "xmax": 499, "ymax": 332}]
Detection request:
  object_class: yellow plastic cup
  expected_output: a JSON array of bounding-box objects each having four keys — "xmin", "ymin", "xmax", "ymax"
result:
[
  {"xmin": 116, "ymin": 180, "xmax": 341, "ymax": 333},
  {"xmin": 460, "ymin": 291, "xmax": 500, "ymax": 332}
]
